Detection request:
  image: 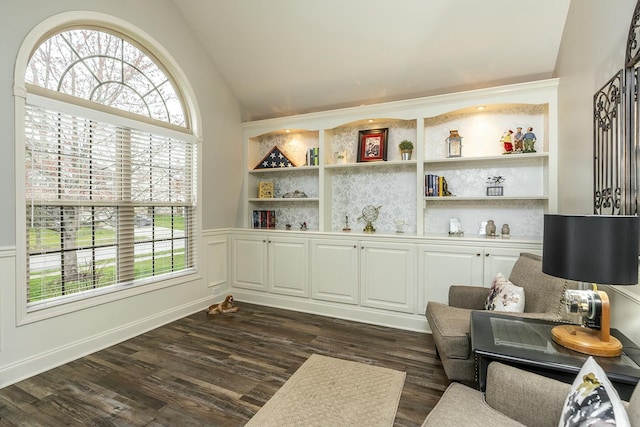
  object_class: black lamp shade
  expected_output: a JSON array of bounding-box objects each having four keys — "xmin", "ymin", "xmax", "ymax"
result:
[{"xmin": 542, "ymin": 214, "xmax": 640, "ymax": 285}]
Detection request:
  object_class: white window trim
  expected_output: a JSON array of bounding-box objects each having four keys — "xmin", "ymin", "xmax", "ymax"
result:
[{"xmin": 14, "ymin": 11, "xmax": 203, "ymax": 326}]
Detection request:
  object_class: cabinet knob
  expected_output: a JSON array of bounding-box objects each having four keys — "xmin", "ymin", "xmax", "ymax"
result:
[
  {"xmin": 353, "ymin": 245, "xmax": 357, "ymax": 249},
  {"xmin": 476, "ymin": 253, "xmax": 481, "ymax": 257},
  {"xmin": 361, "ymin": 246, "xmax": 364, "ymax": 250},
  {"xmin": 263, "ymin": 239, "xmax": 266, "ymax": 243},
  {"xmin": 485, "ymin": 253, "xmax": 490, "ymax": 257}
]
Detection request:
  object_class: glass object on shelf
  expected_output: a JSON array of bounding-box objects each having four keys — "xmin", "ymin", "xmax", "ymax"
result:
[
  {"xmin": 446, "ymin": 129, "xmax": 462, "ymax": 158},
  {"xmin": 334, "ymin": 150, "xmax": 347, "ymax": 164}
]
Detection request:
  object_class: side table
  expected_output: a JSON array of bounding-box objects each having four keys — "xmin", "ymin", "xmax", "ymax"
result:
[{"xmin": 470, "ymin": 311, "xmax": 640, "ymax": 400}]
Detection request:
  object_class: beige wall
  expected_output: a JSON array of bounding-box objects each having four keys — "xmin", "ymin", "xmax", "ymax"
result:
[
  {"xmin": 555, "ymin": 0, "xmax": 636, "ymax": 214},
  {"xmin": 555, "ymin": 0, "xmax": 640, "ymax": 344},
  {"xmin": 0, "ymin": 0, "xmax": 242, "ymax": 387},
  {"xmin": 2, "ymin": 0, "xmax": 640, "ymax": 386},
  {"xmin": 0, "ymin": 0, "xmax": 244, "ymax": 239}
]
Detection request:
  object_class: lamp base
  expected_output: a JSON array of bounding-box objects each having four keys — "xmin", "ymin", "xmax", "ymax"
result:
[{"xmin": 551, "ymin": 324, "xmax": 622, "ymax": 357}]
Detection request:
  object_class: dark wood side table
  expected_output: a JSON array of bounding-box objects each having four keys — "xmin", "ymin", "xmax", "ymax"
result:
[{"xmin": 470, "ymin": 311, "xmax": 640, "ymax": 400}]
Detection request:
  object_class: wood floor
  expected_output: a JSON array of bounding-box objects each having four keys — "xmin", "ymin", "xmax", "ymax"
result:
[{"xmin": 0, "ymin": 303, "xmax": 449, "ymax": 426}]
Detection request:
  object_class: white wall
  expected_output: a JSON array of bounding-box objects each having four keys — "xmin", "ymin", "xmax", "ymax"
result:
[
  {"xmin": 555, "ymin": 0, "xmax": 640, "ymax": 345},
  {"xmin": 2, "ymin": 0, "xmax": 640, "ymax": 387},
  {"xmin": 0, "ymin": 1, "xmax": 242, "ymax": 386},
  {"xmin": 555, "ymin": 0, "xmax": 636, "ymax": 214}
]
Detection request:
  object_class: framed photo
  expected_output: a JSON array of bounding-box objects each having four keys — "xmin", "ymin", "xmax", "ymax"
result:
[
  {"xmin": 357, "ymin": 128, "xmax": 388, "ymax": 162},
  {"xmin": 258, "ymin": 181, "xmax": 274, "ymax": 199}
]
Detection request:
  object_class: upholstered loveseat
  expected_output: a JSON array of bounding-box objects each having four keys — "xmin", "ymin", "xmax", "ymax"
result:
[
  {"xmin": 425, "ymin": 252, "xmax": 578, "ymax": 383},
  {"xmin": 423, "ymin": 361, "xmax": 640, "ymax": 427}
]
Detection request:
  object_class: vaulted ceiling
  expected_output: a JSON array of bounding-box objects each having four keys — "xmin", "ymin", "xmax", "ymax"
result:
[{"xmin": 173, "ymin": 0, "xmax": 571, "ymax": 121}]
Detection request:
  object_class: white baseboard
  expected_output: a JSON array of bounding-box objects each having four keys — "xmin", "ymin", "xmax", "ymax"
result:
[{"xmin": 229, "ymin": 289, "xmax": 431, "ymax": 333}]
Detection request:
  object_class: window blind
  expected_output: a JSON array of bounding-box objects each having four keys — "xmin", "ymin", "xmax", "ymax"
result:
[{"xmin": 25, "ymin": 100, "xmax": 197, "ymax": 304}]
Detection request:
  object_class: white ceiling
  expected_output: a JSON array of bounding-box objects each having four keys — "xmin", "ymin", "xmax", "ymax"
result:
[{"xmin": 172, "ymin": 0, "xmax": 571, "ymax": 121}]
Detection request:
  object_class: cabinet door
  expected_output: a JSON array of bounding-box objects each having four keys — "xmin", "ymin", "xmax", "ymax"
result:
[
  {"xmin": 483, "ymin": 247, "xmax": 541, "ymax": 285},
  {"xmin": 310, "ymin": 239, "xmax": 359, "ymax": 304},
  {"xmin": 418, "ymin": 245, "xmax": 484, "ymax": 313},
  {"xmin": 268, "ymin": 237, "xmax": 309, "ymax": 297},
  {"xmin": 231, "ymin": 235, "xmax": 268, "ymax": 291},
  {"xmin": 360, "ymin": 241, "xmax": 416, "ymax": 313}
]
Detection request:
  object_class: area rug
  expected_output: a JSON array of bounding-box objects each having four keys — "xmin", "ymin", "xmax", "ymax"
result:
[{"xmin": 246, "ymin": 353, "xmax": 406, "ymax": 427}]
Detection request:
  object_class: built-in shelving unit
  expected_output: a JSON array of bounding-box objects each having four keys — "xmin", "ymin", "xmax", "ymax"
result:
[{"xmin": 242, "ymin": 79, "xmax": 558, "ymax": 240}]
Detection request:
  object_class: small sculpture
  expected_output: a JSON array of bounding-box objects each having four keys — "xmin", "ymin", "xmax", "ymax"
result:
[
  {"xmin": 523, "ymin": 127, "xmax": 537, "ymax": 153},
  {"xmin": 342, "ymin": 215, "xmax": 351, "ymax": 232},
  {"xmin": 485, "ymin": 220, "xmax": 497, "ymax": 237},
  {"xmin": 501, "ymin": 224, "xmax": 510, "ymax": 238},
  {"xmin": 207, "ymin": 295, "xmax": 239, "ymax": 315},
  {"xmin": 282, "ymin": 190, "xmax": 308, "ymax": 198},
  {"xmin": 501, "ymin": 130, "xmax": 514, "ymax": 153},
  {"xmin": 513, "ymin": 127, "xmax": 524, "ymax": 152},
  {"xmin": 300, "ymin": 222, "xmax": 308, "ymax": 231}
]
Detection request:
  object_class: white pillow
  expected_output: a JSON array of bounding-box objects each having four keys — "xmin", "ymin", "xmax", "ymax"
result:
[
  {"xmin": 559, "ymin": 356, "xmax": 630, "ymax": 427},
  {"xmin": 484, "ymin": 272, "xmax": 525, "ymax": 313}
]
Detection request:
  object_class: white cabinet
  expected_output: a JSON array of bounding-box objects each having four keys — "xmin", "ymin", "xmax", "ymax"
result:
[
  {"xmin": 310, "ymin": 238, "xmax": 359, "ymax": 304},
  {"xmin": 418, "ymin": 244, "xmax": 540, "ymax": 314},
  {"xmin": 231, "ymin": 234, "xmax": 309, "ymax": 297},
  {"xmin": 360, "ymin": 241, "xmax": 416, "ymax": 314},
  {"xmin": 231, "ymin": 234, "xmax": 268, "ymax": 291},
  {"xmin": 229, "ymin": 230, "xmax": 542, "ymax": 332},
  {"xmin": 268, "ymin": 236, "xmax": 309, "ymax": 297},
  {"xmin": 310, "ymin": 238, "xmax": 416, "ymax": 313}
]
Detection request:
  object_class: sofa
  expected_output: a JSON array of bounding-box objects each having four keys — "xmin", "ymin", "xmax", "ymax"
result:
[
  {"xmin": 423, "ymin": 361, "xmax": 640, "ymax": 427},
  {"xmin": 425, "ymin": 252, "xmax": 578, "ymax": 383}
]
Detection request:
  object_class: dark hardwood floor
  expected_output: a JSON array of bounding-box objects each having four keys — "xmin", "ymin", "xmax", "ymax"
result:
[{"xmin": 0, "ymin": 303, "xmax": 448, "ymax": 426}]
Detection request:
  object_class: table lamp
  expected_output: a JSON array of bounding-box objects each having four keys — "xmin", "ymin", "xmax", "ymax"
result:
[{"xmin": 542, "ymin": 214, "xmax": 639, "ymax": 357}]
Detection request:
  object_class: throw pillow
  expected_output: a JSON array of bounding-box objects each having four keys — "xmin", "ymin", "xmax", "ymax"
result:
[
  {"xmin": 559, "ymin": 356, "xmax": 630, "ymax": 427},
  {"xmin": 484, "ymin": 273, "xmax": 525, "ymax": 312}
]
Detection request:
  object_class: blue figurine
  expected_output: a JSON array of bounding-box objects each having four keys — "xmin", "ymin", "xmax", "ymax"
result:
[{"xmin": 523, "ymin": 127, "xmax": 536, "ymax": 153}]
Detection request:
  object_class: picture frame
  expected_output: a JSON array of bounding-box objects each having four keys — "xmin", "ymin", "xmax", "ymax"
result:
[{"xmin": 357, "ymin": 128, "xmax": 388, "ymax": 162}]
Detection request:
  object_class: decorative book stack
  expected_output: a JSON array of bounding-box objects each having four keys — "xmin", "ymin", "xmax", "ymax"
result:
[{"xmin": 252, "ymin": 210, "xmax": 276, "ymax": 229}]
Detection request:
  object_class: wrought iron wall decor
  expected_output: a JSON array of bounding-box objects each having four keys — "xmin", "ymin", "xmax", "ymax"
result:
[{"xmin": 594, "ymin": 0, "xmax": 640, "ymax": 215}]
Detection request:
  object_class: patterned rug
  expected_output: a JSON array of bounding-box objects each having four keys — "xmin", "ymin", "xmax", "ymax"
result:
[{"xmin": 246, "ymin": 353, "xmax": 406, "ymax": 427}]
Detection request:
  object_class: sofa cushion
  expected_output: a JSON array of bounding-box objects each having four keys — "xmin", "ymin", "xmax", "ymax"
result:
[
  {"xmin": 485, "ymin": 273, "xmax": 525, "ymax": 313},
  {"xmin": 559, "ymin": 356, "xmax": 630, "ymax": 427},
  {"xmin": 486, "ymin": 362, "xmax": 571, "ymax": 427},
  {"xmin": 426, "ymin": 301, "xmax": 472, "ymax": 359},
  {"xmin": 422, "ymin": 383, "xmax": 523, "ymax": 427},
  {"xmin": 508, "ymin": 253, "xmax": 577, "ymax": 316}
]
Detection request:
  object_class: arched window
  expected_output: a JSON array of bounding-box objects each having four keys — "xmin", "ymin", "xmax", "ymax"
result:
[{"xmin": 21, "ymin": 25, "xmax": 198, "ymax": 309}]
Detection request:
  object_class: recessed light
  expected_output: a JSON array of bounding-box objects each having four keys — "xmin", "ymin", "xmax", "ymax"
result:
[
  {"xmin": 476, "ymin": 106, "xmax": 486, "ymax": 111},
  {"xmin": 285, "ymin": 129, "xmax": 291, "ymax": 133},
  {"xmin": 368, "ymin": 119, "xmax": 374, "ymax": 123}
]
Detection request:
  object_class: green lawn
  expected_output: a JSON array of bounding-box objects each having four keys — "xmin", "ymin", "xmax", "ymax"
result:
[
  {"xmin": 28, "ymin": 214, "xmax": 186, "ymax": 252},
  {"xmin": 27, "ymin": 212, "xmax": 189, "ymax": 302},
  {"xmin": 28, "ymin": 251, "xmax": 186, "ymax": 302}
]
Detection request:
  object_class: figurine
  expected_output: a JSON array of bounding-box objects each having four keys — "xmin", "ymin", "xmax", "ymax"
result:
[
  {"xmin": 513, "ymin": 127, "xmax": 524, "ymax": 152},
  {"xmin": 300, "ymin": 222, "xmax": 308, "ymax": 231},
  {"xmin": 523, "ymin": 127, "xmax": 537, "ymax": 153},
  {"xmin": 342, "ymin": 215, "xmax": 351, "ymax": 232},
  {"xmin": 500, "ymin": 130, "xmax": 514, "ymax": 153}
]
